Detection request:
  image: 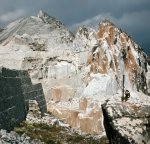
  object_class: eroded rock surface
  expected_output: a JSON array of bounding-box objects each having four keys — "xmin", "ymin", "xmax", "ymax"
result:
[{"xmin": 102, "ymin": 100, "xmax": 150, "ymax": 144}]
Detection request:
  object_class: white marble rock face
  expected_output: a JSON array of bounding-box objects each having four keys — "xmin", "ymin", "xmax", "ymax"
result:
[{"xmin": 0, "ymin": 11, "xmax": 150, "ymax": 136}]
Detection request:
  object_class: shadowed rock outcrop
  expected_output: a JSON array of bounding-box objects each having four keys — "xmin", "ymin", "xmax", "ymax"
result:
[
  {"xmin": 102, "ymin": 100, "xmax": 150, "ymax": 144},
  {"xmin": 0, "ymin": 67, "xmax": 47, "ymax": 131}
]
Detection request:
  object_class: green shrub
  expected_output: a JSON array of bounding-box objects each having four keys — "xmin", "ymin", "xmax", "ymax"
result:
[
  {"xmin": 100, "ymin": 136, "xmax": 109, "ymax": 144},
  {"xmin": 14, "ymin": 120, "xmax": 107, "ymax": 144},
  {"xmin": 46, "ymin": 139, "xmax": 55, "ymax": 144},
  {"xmin": 74, "ymin": 135, "xmax": 84, "ymax": 142},
  {"xmin": 14, "ymin": 127, "xmax": 24, "ymax": 135},
  {"xmin": 67, "ymin": 137, "xmax": 74, "ymax": 142},
  {"xmin": 57, "ymin": 140, "xmax": 61, "ymax": 144}
]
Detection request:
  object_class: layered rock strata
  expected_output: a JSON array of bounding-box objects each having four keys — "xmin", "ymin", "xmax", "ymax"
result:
[{"xmin": 48, "ymin": 97, "xmax": 104, "ymax": 135}]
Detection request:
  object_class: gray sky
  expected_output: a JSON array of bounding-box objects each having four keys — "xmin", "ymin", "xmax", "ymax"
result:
[{"xmin": 0, "ymin": 0, "xmax": 150, "ymax": 56}]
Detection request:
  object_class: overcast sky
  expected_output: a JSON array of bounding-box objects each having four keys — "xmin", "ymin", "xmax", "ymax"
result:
[{"xmin": 0, "ymin": 0, "xmax": 150, "ymax": 56}]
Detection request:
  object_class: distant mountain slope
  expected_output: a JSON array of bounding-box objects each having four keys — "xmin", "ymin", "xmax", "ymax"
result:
[{"xmin": 0, "ymin": 10, "xmax": 74, "ymax": 45}]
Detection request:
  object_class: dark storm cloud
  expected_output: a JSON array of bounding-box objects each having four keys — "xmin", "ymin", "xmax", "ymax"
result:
[{"xmin": 0, "ymin": 0, "xmax": 150, "ymax": 56}]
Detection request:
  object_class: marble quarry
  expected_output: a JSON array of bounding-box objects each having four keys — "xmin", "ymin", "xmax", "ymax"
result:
[{"xmin": 0, "ymin": 11, "xmax": 150, "ymax": 140}]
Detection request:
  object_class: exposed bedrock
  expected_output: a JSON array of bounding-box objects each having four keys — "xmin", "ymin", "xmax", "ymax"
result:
[
  {"xmin": 101, "ymin": 100, "xmax": 150, "ymax": 144},
  {"xmin": 48, "ymin": 97, "xmax": 104, "ymax": 135},
  {"xmin": 0, "ymin": 11, "xmax": 149, "ymax": 102}
]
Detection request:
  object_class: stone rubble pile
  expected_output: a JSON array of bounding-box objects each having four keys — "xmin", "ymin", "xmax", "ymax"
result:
[
  {"xmin": 0, "ymin": 129, "xmax": 44, "ymax": 144},
  {"xmin": 26, "ymin": 100, "xmax": 69, "ymax": 127}
]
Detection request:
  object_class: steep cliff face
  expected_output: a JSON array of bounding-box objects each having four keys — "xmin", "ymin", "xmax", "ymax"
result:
[
  {"xmin": 73, "ymin": 20, "xmax": 149, "ymax": 97},
  {"xmin": 97, "ymin": 20, "xmax": 148, "ymax": 94},
  {"xmin": 48, "ymin": 19, "xmax": 150, "ymax": 135}
]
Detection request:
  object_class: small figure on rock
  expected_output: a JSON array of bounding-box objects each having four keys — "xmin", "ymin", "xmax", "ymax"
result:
[{"xmin": 125, "ymin": 90, "xmax": 130, "ymax": 101}]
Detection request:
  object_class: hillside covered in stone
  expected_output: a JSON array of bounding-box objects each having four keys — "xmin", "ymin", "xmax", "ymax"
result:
[{"xmin": 0, "ymin": 10, "xmax": 150, "ymax": 140}]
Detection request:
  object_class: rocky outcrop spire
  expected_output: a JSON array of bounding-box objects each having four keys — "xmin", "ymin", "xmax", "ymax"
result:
[
  {"xmin": 99, "ymin": 19, "xmax": 116, "ymax": 26},
  {"xmin": 37, "ymin": 10, "xmax": 63, "ymax": 25}
]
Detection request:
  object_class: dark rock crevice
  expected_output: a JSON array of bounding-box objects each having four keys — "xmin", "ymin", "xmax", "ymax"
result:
[{"xmin": 102, "ymin": 102, "xmax": 131, "ymax": 144}]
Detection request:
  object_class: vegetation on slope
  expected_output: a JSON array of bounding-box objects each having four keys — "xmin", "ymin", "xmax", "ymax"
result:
[{"xmin": 14, "ymin": 121, "xmax": 108, "ymax": 144}]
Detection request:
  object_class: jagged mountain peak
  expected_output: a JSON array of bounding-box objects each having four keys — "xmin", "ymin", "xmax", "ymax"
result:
[
  {"xmin": 77, "ymin": 26, "xmax": 96, "ymax": 37},
  {"xmin": 37, "ymin": 10, "xmax": 47, "ymax": 17},
  {"xmin": 37, "ymin": 10, "xmax": 63, "ymax": 25},
  {"xmin": 37, "ymin": 10, "xmax": 52, "ymax": 18},
  {"xmin": 0, "ymin": 10, "xmax": 75, "ymax": 45},
  {"xmin": 99, "ymin": 19, "xmax": 115, "ymax": 26},
  {"xmin": 0, "ymin": 11, "xmax": 149, "ymax": 97},
  {"xmin": 98, "ymin": 19, "xmax": 130, "ymax": 40},
  {"xmin": 73, "ymin": 16, "xmax": 149, "ymax": 95}
]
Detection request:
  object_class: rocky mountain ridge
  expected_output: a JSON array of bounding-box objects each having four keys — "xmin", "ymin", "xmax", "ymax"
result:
[{"xmin": 0, "ymin": 11, "xmax": 150, "ymax": 138}]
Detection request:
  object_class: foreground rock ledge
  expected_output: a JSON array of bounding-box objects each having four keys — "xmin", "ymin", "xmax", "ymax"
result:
[{"xmin": 101, "ymin": 100, "xmax": 150, "ymax": 144}]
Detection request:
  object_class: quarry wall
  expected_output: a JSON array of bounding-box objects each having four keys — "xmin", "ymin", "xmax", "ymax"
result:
[{"xmin": 0, "ymin": 67, "xmax": 47, "ymax": 131}]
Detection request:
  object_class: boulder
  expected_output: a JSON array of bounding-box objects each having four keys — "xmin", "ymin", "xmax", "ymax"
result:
[{"xmin": 102, "ymin": 100, "xmax": 150, "ymax": 144}]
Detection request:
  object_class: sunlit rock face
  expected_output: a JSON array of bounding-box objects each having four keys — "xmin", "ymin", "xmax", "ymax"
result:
[
  {"xmin": 73, "ymin": 19, "xmax": 149, "ymax": 97},
  {"xmin": 0, "ymin": 10, "xmax": 74, "ymax": 71},
  {"xmin": 0, "ymin": 11, "xmax": 150, "ymax": 135},
  {"xmin": 48, "ymin": 20, "xmax": 150, "ymax": 135},
  {"xmin": 0, "ymin": 10, "xmax": 78, "ymax": 102}
]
